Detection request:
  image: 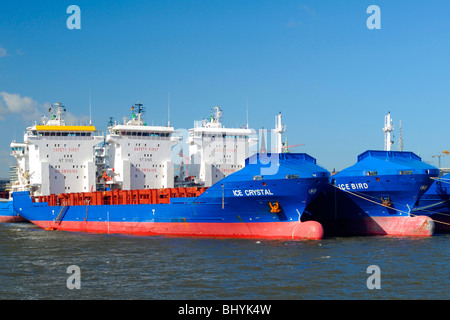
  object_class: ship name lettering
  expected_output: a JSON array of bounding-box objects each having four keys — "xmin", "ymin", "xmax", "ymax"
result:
[
  {"xmin": 232, "ymin": 189, "xmax": 274, "ymax": 196},
  {"xmin": 244, "ymin": 189, "xmax": 273, "ymax": 196},
  {"xmin": 338, "ymin": 183, "xmax": 368, "ymax": 191},
  {"xmin": 232, "ymin": 190, "xmax": 243, "ymax": 196}
]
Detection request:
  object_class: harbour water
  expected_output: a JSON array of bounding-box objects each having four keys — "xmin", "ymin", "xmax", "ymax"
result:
[{"xmin": 0, "ymin": 222, "xmax": 448, "ymax": 300}]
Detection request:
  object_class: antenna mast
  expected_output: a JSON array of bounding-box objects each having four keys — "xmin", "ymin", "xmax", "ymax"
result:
[
  {"xmin": 246, "ymin": 96, "xmax": 249, "ymax": 129},
  {"xmin": 89, "ymin": 90, "xmax": 92, "ymax": 125},
  {"xmin": 398, "ymin": 120, "xmax": 403, "ymax": 151},
  {"xmin": 168, "ymin": 92, "xmax": 171, "ymax": 127}
]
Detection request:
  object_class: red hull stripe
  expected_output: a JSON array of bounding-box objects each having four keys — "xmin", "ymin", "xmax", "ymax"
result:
[
  {"xmin": 345, "ymin": 216, "xmax": 434, "ymax": 236},
  {"xmin": 0, "ymin": 215, "xmax": 27, "ymax": 223},
  {"xmin": 31, "ymin": 220, "xmax": 324, "ymax": 240}
]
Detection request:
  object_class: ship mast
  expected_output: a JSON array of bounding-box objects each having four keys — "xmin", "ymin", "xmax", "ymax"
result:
[
  {"xmin": 129, "ymin": 102, "xmax": 145, "ymax": 125},
  {"xmin": 383, "ymin": 112, "xmax": 394, "ymax": 151},
  {"xmin": 204, "ymin": 106, "xmax": 223, "ymax": 128},
  {"xmin": 273, "ymin": 112, "xmax": 286, "ymax": 153},
  {"xmin": 44, "ymin": 101, "xmax": 66, "ymax": 126}
]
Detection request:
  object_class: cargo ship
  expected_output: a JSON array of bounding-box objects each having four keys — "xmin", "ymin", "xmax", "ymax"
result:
[
  {"xmin": 304, "ymin": 150, "xmax": 439, "ymax": 236},
  {"xmin": 13, "ymin": 152, "xmax": 330, "ymax": 240},
  {"xmin": 411, "ymin": 172, "xmax": 450, "ymax": 233},
  {"xmin": 11, "ymin": 102, "xmax": 330, "ymax": 239}
]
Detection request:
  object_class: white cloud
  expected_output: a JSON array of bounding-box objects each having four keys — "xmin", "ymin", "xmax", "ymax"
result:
[
  {"xmin": 0, "ymin": 92, "xmax": 91, "ymax": 125},
  {"xmin": 0, "ymin": 47, "xmax": 7, "ymax": 58},
  {"xmin": 0, "ymin": 91, "xmax": 41, "ymax": 121}
]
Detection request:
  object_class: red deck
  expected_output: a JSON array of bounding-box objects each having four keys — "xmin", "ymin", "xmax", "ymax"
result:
[{"xmin": 35, "ymin": 187, "xmax": 208, "ymax": 206}]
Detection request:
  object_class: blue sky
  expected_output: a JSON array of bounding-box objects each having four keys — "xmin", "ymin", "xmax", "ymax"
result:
[{"xmin": 1, "ymin": 0, "xmax": 450, "ymax": 177}]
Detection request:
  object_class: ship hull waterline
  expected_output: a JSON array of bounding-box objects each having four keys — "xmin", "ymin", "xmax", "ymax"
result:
[{"xmin": 25, "ymin": 219, "xmax": 324, "ymax": 240}]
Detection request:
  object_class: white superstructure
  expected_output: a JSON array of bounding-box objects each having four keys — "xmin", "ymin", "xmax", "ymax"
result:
[
  {"xmin": 105, "ymin": 103, "xmax": 180, "ymax": 190},
  {"xmin": 10, "ymin": 102, "xmax": 103, "ymax": 196},
  {"xmin": 187, "ymin": 106, "xmax": 258, "ymax": 187},
  {"xmin": 9, "ymin": 100, "xmax": 290, "ymax": 194}
]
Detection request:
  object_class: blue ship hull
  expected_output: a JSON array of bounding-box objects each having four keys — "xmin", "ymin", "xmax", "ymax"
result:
[
  {"xmin": 13, "ymin": 153, "xmax": 330, "ymax": 240},
  {"xmin": 304, "ymin": 150, "xmax": 439, "ymax": 236},
  {"xmin": 0, "ymin": 198, "xmax": 26, "ymax": 223},
  {"xmin": 412, "ymin": 173, "xmax": 450, "ymax": 233}
]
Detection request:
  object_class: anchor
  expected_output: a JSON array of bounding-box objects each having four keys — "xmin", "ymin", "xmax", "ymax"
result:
[
  {"xmin": 380, "ymin": 196, "xmax": 392, "ymax": 207},
  {"xmin": 268, "ymin": 201, "xmax": 281, "ymax": 213}
]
